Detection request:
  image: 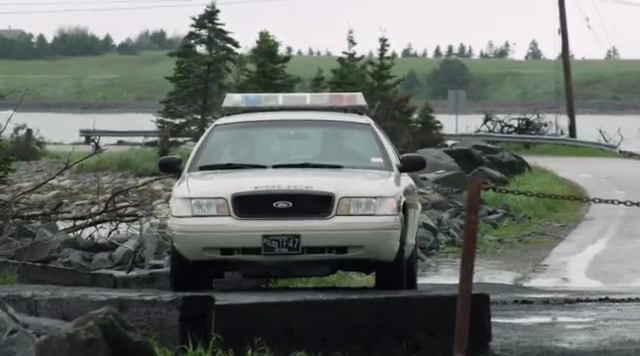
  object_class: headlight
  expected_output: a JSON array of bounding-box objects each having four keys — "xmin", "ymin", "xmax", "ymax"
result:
[
  {"xmin": 336, "ymin": 197, "xmax": 399, "ymax": 216},
  {"xmin": 170, "ymin": 198, "xmax": 230, "ymax": 217}
]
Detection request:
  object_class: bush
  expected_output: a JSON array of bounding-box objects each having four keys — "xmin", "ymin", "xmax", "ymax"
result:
[
  {"xmin": 8, "ymin": 124, "xmax": 46, "ymax": 161},
  {"xmin": 0, "ymin": 138, "xmax": 13, "ymax": 181}
]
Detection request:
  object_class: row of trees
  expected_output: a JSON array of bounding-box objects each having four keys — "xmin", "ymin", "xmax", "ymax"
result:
[
  {"xmin": 156, "ymin": 3, "xmax": 443, "ymax": 151},
  {"xmin": 0, "ymin": 27, "xmax": 181, "ymax": 59},
  {"xmin": 0, "ymin": 25, "xmax": 625, "ymax": 61}
]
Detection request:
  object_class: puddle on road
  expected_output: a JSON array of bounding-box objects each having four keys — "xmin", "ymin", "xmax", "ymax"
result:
[
  {"xmin": 493, "ymin": 316, "xmax": 595, "ymax": 324},
  {"xmin": 419, "ymin": 259, "xmax": 520, "ymax": 285}
]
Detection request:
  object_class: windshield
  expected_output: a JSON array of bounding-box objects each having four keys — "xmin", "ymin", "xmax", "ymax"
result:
[{"xmin": 188, "ymin": 119, "xmax": 393, "ymax": 171}]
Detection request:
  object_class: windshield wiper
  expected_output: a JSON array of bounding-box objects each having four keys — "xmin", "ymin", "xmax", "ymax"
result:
[
  {"xmin": 271, "ymin": 162, "xmax": 344, "ymax": 169},
  {"xmin": 198, "ymin": 163, "xmax": 268, "ymax": 171}
]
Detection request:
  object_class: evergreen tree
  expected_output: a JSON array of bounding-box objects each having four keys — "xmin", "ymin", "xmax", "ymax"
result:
[
  {"xmin": 307, "ymin": 47, "xmax": 314, "ymax": 56},
  {"xmin": 401, "ymin": 43, "xmax": 416, "ymax": 57},
  {"xmin": 411, "ymin": 100, "xmax": 443, "ymax": 148},
  {"xmin": 34, "ymin": 34, "xmax": 50, "ymax": 58},
  {"xmin": 296, "ymin": 49, "xmax": 303, "ymax": 56},
  {"xmin": 433, "ymin": 45, "xmax": 443, "ymax": 58},
  {"xmin": 605, "ymin": 46, "xmax": 620, "ymax": 60},
  {"xmin": 309, "ymin": 67, "xmax": 328, "ymax": 92},
  {"xmin": 366, "ymin": 34, "xmax": 415, "ymax": 150},
  {"xmin": 240, "ymin": 30, "xmax": 300, "ymax": 92},
  {"xmin": 445, "ymin": 44, "xmax": 455, "ymax": 58},
  {"xmin": 327, "ymin": 29, "xmax": 370, "ymax": 92},
  {"xmin": 101, "ymin": 34, "xmax": 115, "ymax": 52},
  {"xmin": 367, "ymin": 34, "xmax": 403, "ymax": 107},
  {"xmin": 525, "ymin": 39, "xmax": 544, "ymax": 60},
  {"xmin": 466, "ymin": 46, "xmax": 474, "ymax": 59},
  {"xmin": 285, "ymin": 46, "xmax": 293, "ymax": 55},
  {"xmin": 400, "ymin": 69, "xmax": 421, "ymax": 96},
  {"xmin": 420, "ymin": 49, "xmax": 428, "ymax": 58},
  {"xmin": 156, "ymin": 3, "xmax": 240, "ymax": 140},
  {"xmin": 456, "ymin": 43, "xmax": 467, "ymax": 58}
]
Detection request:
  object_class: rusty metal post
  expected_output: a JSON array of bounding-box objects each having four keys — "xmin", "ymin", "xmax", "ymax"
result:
[{"xmin": 453, "ymin": 177, "xmax": 484, "ymax": 356}]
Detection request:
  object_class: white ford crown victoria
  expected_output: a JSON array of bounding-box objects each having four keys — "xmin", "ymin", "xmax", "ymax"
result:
[{"xmin": 158, "ymin": 92, "xmax": 427, "ymax": 292}]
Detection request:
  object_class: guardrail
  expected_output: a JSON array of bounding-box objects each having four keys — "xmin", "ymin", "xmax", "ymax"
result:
[
  {"xmin": 78, "ymin": 129, "xmax": 191, "ymax": 144},
  {"xmin": 442, "ymin": 132, "xmax": 620, "ymax": 152}
]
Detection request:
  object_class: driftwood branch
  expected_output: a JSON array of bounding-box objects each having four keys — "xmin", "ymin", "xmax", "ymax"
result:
[
  {"xmin": 475, "ymin": 112, "xmax": 551, "ymax": 136},
  {"xmin": 598, "ymin": 127, "xmax": 624, "ymax": 148},
  {"xmin": 0, "ymin": 89, "xmax": 28, "ymax": 136}
]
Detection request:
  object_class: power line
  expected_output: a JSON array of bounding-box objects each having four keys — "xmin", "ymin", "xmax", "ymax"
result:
[
  {"xmin": 0, "ymin": 0, "xmax": 193, "ymax": 6},
  {"xmin": 0, "ymin": 0, "xmax": 287, "ymax": 15},
  {"xmin": 575, "ymin": 0, "xmax": 608, "ymax": 49},
  {"xmin": 600, "ymin": 0, "xmax": 640, "ymax": 7},
  {"xmin": 592, "ymin": 0, "xmax": 614, "ymax": 44}
]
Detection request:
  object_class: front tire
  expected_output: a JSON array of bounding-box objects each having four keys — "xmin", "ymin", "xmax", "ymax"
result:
[
  {"xmin": 375, "ymin": 213, "xmax": 418, "ymax": 291},
  {"xmin": 170, "ymin": 245, "xmax": 213, "ymax": 292}
]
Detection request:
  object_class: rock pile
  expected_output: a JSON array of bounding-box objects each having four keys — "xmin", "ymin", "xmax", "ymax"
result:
[
  {"xmin": 410, "ymin": 140, "xmax": 531, "ymax": 256},
  {"xmin": 0, "ymin": 304, "xmax": 156, "ymax": 356}
]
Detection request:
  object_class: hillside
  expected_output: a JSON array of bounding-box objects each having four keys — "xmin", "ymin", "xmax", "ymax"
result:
[{"xmin": 1, "ymin": 51, "xmax": 640, "ymax": 111}]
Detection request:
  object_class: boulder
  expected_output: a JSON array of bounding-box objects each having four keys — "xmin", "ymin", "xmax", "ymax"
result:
[
  {"xmin": 424, "ymin": 171, "xmax": 468, "ymax": 191},
  {"xmin": 0, "ymin": 303, "xmax": 36, "ymax": 356},
  {"xmin": 413, "ymin": 148, "xmax": 463, "ymax": 174},
  {"xmin": 484, "ymin": 151, "xmax": 530, "ymax": 177},
  {"xmin": 442, "ymin": 147, "xmax": 493, "ymax": 174},
  {"xmin": 35, "ymin": 307, "xmax": 156, "ymax": 356},
  {"xmin": 470, "ymin": 167, "xmax": 509, "ymax": 186}
]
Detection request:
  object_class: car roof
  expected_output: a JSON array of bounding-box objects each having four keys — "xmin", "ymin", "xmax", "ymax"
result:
[{"xmin": 214, "ymin": 110, "xmax": 374, "ymax": 125}]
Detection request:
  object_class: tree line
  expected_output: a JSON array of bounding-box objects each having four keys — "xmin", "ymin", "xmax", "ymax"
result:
[
  {"xmin": 155, "ymin": 3, "xmax": 444, "ymax": 153},
  {"xmin": 0, "ymin": 27, "xmax": 181, "ymax": 59},
  {"xmin": 0, "ymin": 25, "xmax": 624, "ymax": 61}
]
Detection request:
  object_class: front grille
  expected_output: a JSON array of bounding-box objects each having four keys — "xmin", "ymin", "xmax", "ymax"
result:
[{"xmin": 231, "ymin": 192, "xmax": 334, "ymax": 218}]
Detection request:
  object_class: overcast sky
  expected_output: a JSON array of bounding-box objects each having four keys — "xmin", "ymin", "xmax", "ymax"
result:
[{"xmin": 1, "ymin": 0, "xmax": 638, "ymax": 59}]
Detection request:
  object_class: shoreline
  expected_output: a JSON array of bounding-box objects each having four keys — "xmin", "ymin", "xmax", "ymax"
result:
[{"xmin": 3, "ymin": 99, "xmax": 640, "ymax": 115}]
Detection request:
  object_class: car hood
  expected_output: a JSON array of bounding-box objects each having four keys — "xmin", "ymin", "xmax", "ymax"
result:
[{"xmin": 174, "ymin": 168, "xmax": 400, "ymax": 198}]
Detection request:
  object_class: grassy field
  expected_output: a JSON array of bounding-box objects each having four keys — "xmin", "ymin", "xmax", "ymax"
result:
[
  {"xmin": 479, "ymin": 165, "xmax": 586, "ymax": 252},
  {"xmin": 499, "ymin": 143, "xmax": 622, "ymax": 157},
  {"xmin": 2, "ymin": 51, "xmax": 640, "ymax": 103}
]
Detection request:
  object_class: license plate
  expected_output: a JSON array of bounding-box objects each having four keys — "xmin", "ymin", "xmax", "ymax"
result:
[{"xmin": 262, "ymin": 235, "xmax": 302, "ymax": 255}]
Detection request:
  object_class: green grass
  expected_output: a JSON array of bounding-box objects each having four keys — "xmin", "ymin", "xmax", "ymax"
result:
[
  {"xmin": 0, "ymin": 272, "xmax": 17, "ymax": 285},
  {"xmin": 45, "ymin": 147, "xmax": 191, "ymax": 177},
  {"xmin": 270, "ymin": 271, "xmax": 373, "ymax": 288},
  {"xmin": 153, "ymin": 337, "xmax": 312, "ymax": 356},
  {"xmin": 478, "ymin": 165, "xmax": 586, "ymax": 252},
  {"xmin": 1, "ymin": 51, "xmax": 639, "ymax": 102},
  {"xmin": 500, "ymin": 143, "xmax": 622, "ymax": 157}
]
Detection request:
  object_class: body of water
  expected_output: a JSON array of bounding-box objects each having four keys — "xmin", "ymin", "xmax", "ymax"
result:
[{"xmin": 3, "ymin": 111, "xmax": 640, "ymax": 152}]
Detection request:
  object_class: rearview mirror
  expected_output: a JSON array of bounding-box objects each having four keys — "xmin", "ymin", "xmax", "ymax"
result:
[
  {"xmin": 398, "ymin": 154, "xmax": 426, "ymax": 173},
  {"xmin": 158, "ymin": 155, "xmax": 183, "ymax": 175}
]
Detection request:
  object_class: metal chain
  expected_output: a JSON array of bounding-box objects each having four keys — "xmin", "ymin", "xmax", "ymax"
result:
[{"xmin": 482, "ymin": 185, "xmax": 640, "ymax": 207}]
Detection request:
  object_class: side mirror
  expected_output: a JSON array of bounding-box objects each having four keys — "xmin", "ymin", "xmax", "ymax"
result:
[
  {"xmin": 398, "ymin": 154, "xmax": 427, "ymax": 173},
  {"xmin": 158, "ymin": 155, "xmax": 183, "ymax": 175}
]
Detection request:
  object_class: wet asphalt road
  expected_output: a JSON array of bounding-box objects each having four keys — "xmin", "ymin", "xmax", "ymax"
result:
[
  {"xmin": 523, "ymin": 156, "xmax": 640, "ymax": 290},
  {"xmin": 418, "ymin": 156, "xmax": 640, "ymax": 354}
]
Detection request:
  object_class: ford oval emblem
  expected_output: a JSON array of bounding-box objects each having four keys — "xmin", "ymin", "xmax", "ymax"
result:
[{"xmin": 273, "ymin": 200, "xmax": 293, "ymax": 209}]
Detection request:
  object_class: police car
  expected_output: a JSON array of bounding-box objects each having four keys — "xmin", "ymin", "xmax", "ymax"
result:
[{"xmin": 158, "ymin": 92, "xmax": 427, "ymax": 291}]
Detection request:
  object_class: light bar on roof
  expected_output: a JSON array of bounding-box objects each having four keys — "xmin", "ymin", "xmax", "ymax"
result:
[{"xmin": 222, "ymin": 92, "xmax": 369, "ymax": 112}]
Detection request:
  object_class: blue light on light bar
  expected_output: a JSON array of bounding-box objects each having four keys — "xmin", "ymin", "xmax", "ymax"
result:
[{"xmin": 242, "ymin": 95, "xmax": 262, "ymax": 106}]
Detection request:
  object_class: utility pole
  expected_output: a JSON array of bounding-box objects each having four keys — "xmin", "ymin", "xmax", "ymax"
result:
[{"xmin": 558, "ymin": 0, "xmax": 577, "ymax": 138}]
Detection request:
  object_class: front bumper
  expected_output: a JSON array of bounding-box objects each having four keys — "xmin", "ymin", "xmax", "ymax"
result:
[{"xmin": 168, "ymin": 215, "xmax": 407, "ymax": 263}]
